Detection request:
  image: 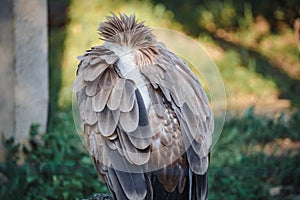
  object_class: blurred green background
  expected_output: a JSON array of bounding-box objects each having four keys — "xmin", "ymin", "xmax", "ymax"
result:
[{"xmin": 1, "ymin": 0, "xmax": 300, "ymax": 199}]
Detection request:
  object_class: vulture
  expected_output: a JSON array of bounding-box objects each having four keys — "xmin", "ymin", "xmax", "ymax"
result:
[{"xmin": 73, "ymin": 13, "xmax": 214, "ymax": 200}]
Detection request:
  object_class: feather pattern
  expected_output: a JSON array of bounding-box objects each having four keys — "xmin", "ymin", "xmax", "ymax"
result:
[{"xmin": 74, "ymin": 13, "xmax": 213, "ymax": 200}]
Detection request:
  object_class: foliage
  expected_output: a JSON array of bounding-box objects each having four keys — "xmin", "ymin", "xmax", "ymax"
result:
[
  {"xmin": 0, "ymin": 113, "xmax": 107, "ymax": 200},
  {"xmin": 209, "ymin": 110, "xmax": 300, "ymax": 199},
  {"xmin": 216, "ymin": 50, "xmax": 277, "ymax": 101},
  {"xmin": 153, "ymin": 0, "xmax": 300, "ymax": 34}
]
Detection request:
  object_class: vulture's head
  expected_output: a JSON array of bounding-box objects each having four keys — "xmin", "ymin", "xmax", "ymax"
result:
[{"xmin": 98, "ymin": 13, "xmax": 159, "ymax": 66}]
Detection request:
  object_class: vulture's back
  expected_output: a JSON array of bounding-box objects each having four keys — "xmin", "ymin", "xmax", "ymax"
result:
[{"xmin": 73, "ymin": 13, "xmax": 213, "ymax": 200}]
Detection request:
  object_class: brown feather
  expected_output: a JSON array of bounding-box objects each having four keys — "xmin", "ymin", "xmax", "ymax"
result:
[
  {"xmin": 119, "ymin": 80, "xmax": 136, "ymax": 112},
  {"xmin": 85, "ymin": 97, "xmax": 97, "ymax": 125},
  {"xmin": 99, "ymin": 68, "xmax": 113, "ymax": 89},
  {"xmin": 118, "ymin": 130, "xmax": 150, "ymax": 165},
  {"xmin": 97, "ymin": 107, "xmax": 120, "ymax": 137},
  {"xmin": 72, "ymin": 72, "xmax": 86, "ymax": 92},
  {"xmin": 84, "ymin": 62, "xmax": 108, "ymax": 81},
  {"xmin": 119, "ymin": 101, "xmax": 139, "ymax": 132},
  {"xmin": 92, "ymin": 88, "xmax": 111, "ymax": 112},
  {"xmin": 107, "ymin": 85, "xmax": 123, "ymax": 110},
  {"xmin": 86, "ymin": 77, "xmax": 100, "ymax": 96},
  {"xmin": 127, "ymin": 126, "xmax": 153, "ymax": 149}
]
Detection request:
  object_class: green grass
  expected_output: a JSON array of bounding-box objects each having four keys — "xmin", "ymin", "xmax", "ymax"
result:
[
  {"xmin": 210, "ymin": 110, "xmax": 300, "ymax": 199},
  {"xmin": 1, "ymin": 0, "xmax": 300, "ymax": 199}
]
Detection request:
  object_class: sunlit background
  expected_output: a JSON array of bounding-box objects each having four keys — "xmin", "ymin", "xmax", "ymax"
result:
[{"xmin": 2, "ymin": 0, "xmax": 300, "ymax": 199}]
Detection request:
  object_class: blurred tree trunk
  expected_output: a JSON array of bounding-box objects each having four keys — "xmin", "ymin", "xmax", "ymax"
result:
[{"xmin": 0, "ymin": 0, "xmax": 48, "ymax": 163}]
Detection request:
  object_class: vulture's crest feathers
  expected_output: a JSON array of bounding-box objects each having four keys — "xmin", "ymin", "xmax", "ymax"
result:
[{"xmin": 98, "ymin": 13, "xmax": 155, "ymax": 48}]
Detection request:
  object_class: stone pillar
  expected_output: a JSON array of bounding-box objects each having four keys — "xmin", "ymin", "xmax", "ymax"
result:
[{"xmin": 0, "ymin": 0, "xmax": 48, "ymax": 161}]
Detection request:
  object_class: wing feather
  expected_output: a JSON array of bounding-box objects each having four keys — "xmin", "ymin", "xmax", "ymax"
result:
[
  {"xmin": 85, "ymin": 97, "xmax": 97, "ymax": 125},
  {"xmin": 118, "ymin": 130, "xmax": 150, "ymax": 165},
  {"xmin": 119, "ymin": 80, "xmax": 136, "ymax": 112},
  {"xmin": 107, "ymin": 166, "xmax": 147, "ymax": 200},
  {"xmin": 97, "ymin": 107, "xmax": 120, "ymax": 137},
  {"xmin": 76, "ymin": 89, "xmax": 87, "ymax": 121},
  {"xmin": 72, "ymin": 72, "xmax": 86, "ymax": 92},
  {"xmin": 84, "ymin": 62, "xmax": 108, "ymax": 81},
  {"xmin": 86, "ymin": 77, "xmax": 100, "ymax": 96},
  {"xmin": 99, "ymin": 67, "xmax": 113, "ymax": 89},
  {"xmin": 107, "ymin": 77, "xmax": 125, "ymax": 110},
  {"xmin": 126, "ymin": 128, "xmax": 153, "ymax": 149},
  {"xmin": 92, "ymin": 88, "xmax": 111, "ymax": 112},
  {"xmin": 119, "ymin": 101, "xmax": 139, "ymax": 132}
]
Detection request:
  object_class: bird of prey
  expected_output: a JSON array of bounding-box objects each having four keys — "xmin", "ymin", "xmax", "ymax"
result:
[{"xmin": 73, "ymin": 13, "xmax": 213, "ymax": 200}]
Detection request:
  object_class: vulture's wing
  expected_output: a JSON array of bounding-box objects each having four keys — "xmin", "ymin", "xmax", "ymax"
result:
[
  {"xmin": 141, "ymin": 44, "xmax": 213, "ymax": 175},
  {"xmin": 74, "ymin": 46, "xmax": 153, "ymax": 200},
  {"xmin": 141, "ymin": 45, "xmax": 213, "ymax": 200},
  {"xmin": 73, "ymin": 13, "xmax": 213, "ymax": 200}
]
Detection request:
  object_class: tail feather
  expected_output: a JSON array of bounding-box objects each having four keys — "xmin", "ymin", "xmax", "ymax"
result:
[
  {"xmin": 189, "ymin": 169, "xmax": 208, "ymax": 200},
  {"xmin": 195, "ymin": 172, "xmax": 208, "ymax": 200},
  {"xmin": 150, "ymin": 173, "xmax": 189, "ymax": 200}
]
